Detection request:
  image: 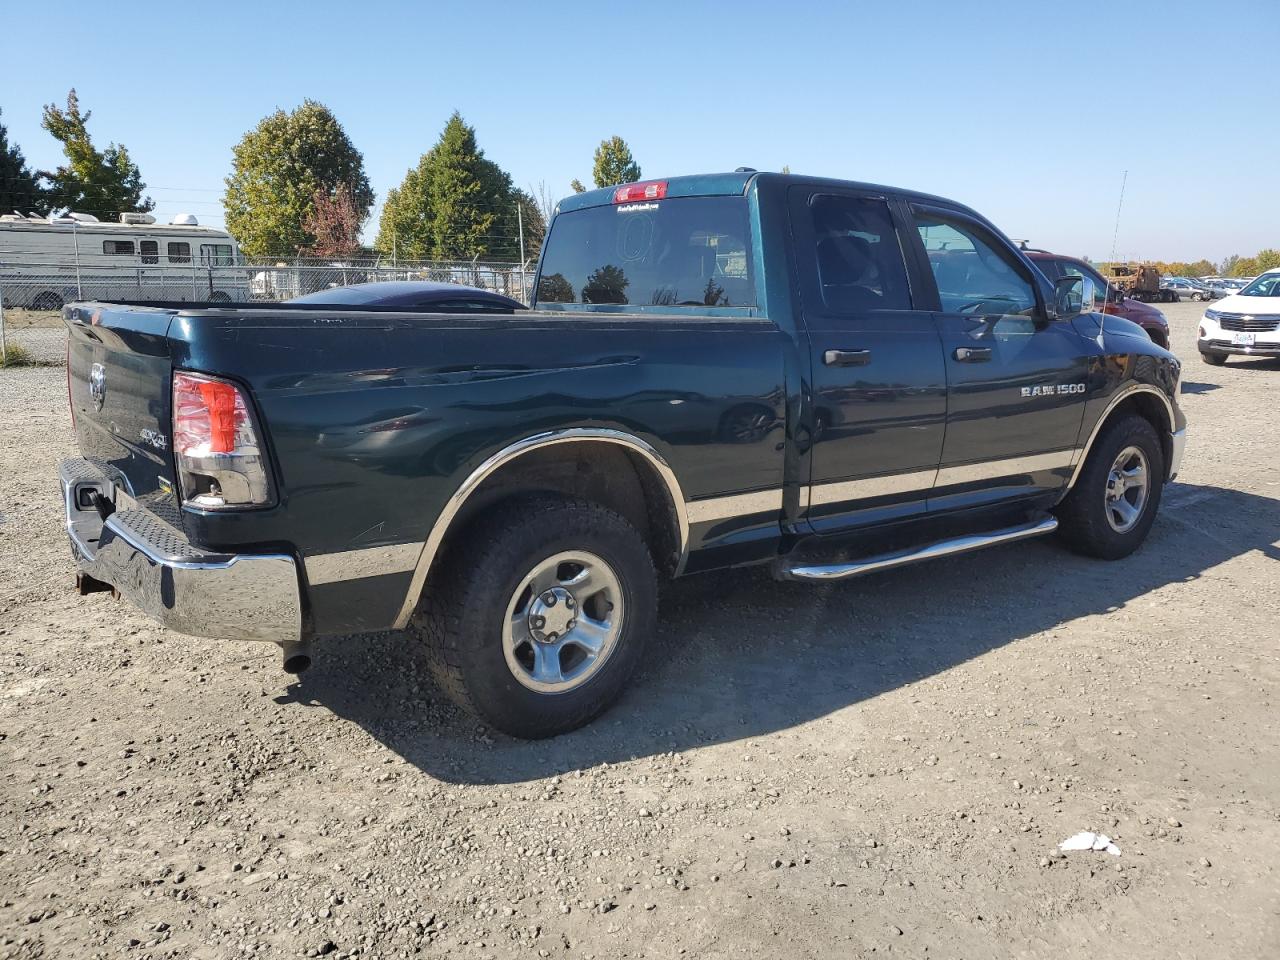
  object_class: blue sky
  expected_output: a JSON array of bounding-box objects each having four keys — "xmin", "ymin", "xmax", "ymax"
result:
[{"xmin": 3, "ymin": 0, "xmax": 1275, "ymax": 262}]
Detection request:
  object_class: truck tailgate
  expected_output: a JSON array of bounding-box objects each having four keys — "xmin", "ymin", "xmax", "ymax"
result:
[{"xmin": 65, "ymin": 304, "xmax": 177, "ymax": 501}]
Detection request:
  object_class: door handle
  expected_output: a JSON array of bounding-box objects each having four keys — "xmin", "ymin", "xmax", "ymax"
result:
[
  {"xmin": 953, "ymin": 347, "xmax": 992, "ymax": 362},
  {"xmin": 823, "ymin": 348, "xmax": 872, "ymax": 367}
]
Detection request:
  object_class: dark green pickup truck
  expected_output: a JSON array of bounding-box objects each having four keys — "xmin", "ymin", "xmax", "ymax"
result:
[{"xmin": 60, "ymin": 171, "xmax": 1186, "ymax": 736}]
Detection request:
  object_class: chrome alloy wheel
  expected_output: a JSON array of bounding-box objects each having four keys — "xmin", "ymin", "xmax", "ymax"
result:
[
  {"xmin": 1104, "ymin": 445, "xmax": 1150, "ymax": 534},
  {"xmin": 502, "ymin": 551, "xmax": 623, "ymax": 694}
]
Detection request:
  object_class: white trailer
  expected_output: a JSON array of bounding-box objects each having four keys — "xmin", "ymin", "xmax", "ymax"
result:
[{"xmin": 0, "ymin": 212, "xmax": 249, "ymax": 309}]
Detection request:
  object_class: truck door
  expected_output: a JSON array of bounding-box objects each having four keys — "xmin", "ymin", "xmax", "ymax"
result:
[
  {"xmin": 788, "ymin": 188, "xmax": 947, "ymax": 533},
  {"xmin": 905, "ymin": 203, "xmax": 1089, "ymax": 510}
]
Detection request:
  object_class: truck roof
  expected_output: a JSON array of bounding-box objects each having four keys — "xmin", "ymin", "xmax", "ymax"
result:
[{"xmin": 557, "ymin": 171, "xmax": 972, "ymax": 216}]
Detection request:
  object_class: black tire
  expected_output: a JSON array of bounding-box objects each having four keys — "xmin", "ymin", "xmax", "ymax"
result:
[
  {"xmin": 413, "ymin": 494, "xmax": 658, "ymax": 738},
  {"xmin": 1055, "ymin": 414, "xmax": 1164, "ymax": 560},
  {"xmin": 209, "ymin": 291, "xmax": 232, "ymax": 303},
  {"xmin": 1200, "ymin": 351, "xmax": 1227, "ymax": 366},
  {"xmin": 31, "ymin": 291, "xmax": 64, "ymax": 311}
]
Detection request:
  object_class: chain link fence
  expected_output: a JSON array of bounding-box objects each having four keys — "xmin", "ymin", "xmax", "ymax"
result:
[
  {"xmin": 0, "ymin": 251, "xmax": 534, "ymax": 309},
  {"xmin": 0, "ymin": 251, "xmax": 535, "ymax": 366}
]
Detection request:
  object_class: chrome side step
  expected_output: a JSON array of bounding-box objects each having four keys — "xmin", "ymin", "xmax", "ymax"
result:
[{"xmin": 777, "ymin": 516, "xmax": 1059, "ymax": 582}]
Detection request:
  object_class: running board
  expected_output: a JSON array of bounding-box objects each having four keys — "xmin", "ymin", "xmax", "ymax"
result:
[{"xmin": 777, "ymin": 516, "xmax": 1059, "ymax": 582}]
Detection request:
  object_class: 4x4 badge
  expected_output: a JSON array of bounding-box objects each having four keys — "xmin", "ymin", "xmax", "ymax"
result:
[{"xmin": 89, "ymin": 362, "xmax": 106, "ymax": 411}]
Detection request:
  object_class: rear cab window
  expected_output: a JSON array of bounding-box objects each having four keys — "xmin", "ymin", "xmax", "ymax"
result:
[{"xmin": 536, "ymin": 196, "xmax": 756, "ymax": 309}]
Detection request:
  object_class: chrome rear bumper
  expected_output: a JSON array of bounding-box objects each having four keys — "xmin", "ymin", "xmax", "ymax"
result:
[{"xmin": 59, "ymin": 459, "xmax": 302, "ymax": 643}]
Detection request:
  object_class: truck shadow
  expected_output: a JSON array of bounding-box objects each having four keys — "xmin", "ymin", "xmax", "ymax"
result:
[{"xmin": 285, "ymin": 481, "xmax": 1279, "ymax": 785}]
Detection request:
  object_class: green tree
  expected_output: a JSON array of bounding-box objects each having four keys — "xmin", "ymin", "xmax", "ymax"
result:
[
  {"xmin": 375, "ymin": 112, "xmax": 518, "ymax": 261},
  {"xmin": 224, "ymin": 101, "xmax": 373, "ymax": 259},
  {"xmin": 592, "ymin": 136, "xmax": 641, "ymax": 188},
  {"xmin": 376, "ymin": 168, "xmax": 430, "ymax": 261},
  {"xmin": 1222, "ymin": 250, "xmax": 1280, "ymax": 277},
  {"xmin": 569, "ymin": 178, "xmax": 587, "ymax": 194},
  {"xmin": 39, "ymin": 90, "xmax": 151, "ymax": 221},
  {"xmin": 536, "ymin": 272, "xmax": 575, "ymax": 303},
  {"xmin": 582, "ymin": 263, "xmax": 629, "ymax": 304},
  {"xmin": 512, "ymin": 187, "xmax": 546, "ymax": 259},
  {"xmin": 0, "ymin": 108, "xmax": 48, "ymax": 215}
]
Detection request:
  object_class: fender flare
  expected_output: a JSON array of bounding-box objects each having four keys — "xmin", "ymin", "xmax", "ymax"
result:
[
  {"xmin": 1066, "ymin": 382, "xmax": 1175, "ymax": 491},
  {"xmin": 392, "ymin": 428, "xmax": 689, "ymax": 629}
]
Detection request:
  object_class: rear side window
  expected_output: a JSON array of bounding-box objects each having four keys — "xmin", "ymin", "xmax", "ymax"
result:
[
  {"xmin": 140, "ymin": 240, "xmax": 159, "ymax": 264},
  {"xmin": 536, "ymin": 197, "xmax": 755, "ymax": 308},
  {"xmin": 168, "ymin": 241, "xmax": 191, "ymax": 263},
  {"xmin": 808, "ymin": 195, "xmax": 912, "ymax": 312},
  {"xmin": 913, "ymin": 211, "xmax": 1037, "ymax": 316},
  {"xmin": 102, "ymin": 240, "xmax": 134, "ymax": 255}
]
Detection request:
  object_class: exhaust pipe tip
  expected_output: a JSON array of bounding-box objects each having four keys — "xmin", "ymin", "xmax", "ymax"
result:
[{"xmin": 281, "ymin": 640, "xmax": 312, "ymax": 674}]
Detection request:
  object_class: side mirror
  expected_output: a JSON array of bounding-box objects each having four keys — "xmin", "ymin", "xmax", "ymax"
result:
[{"xmin": 1053, "ymin": 275, "xmax": 1095, "ymax": 318}]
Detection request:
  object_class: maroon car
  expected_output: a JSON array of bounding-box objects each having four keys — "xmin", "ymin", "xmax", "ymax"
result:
[{"xmin": 1026, "ymin": 251, "xmax": 1170, "ymax": 349}]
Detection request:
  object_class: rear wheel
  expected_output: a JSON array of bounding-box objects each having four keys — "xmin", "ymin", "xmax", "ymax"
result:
[
  {"xmin": 1200, "ymin": 351, "xmax": 1227, "ymax": 366},
  {"xmin": 413, "ymin": 494, "xmax": 658, "ymax": 738},
  {"xmin": 1055, "ymin": 414, "xmax": 1164, "ymax": 560},
  {"xmin": 31, "ymin": 291, "xmax": 64, "ymax": 311}
]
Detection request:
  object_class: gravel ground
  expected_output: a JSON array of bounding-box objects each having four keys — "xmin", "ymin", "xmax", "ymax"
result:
[{"xmin": 2, "ymin": 302, "xmax": 1277, "ymax": 959}]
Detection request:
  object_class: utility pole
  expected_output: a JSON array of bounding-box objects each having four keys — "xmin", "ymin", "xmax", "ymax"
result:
[{"xmin": 516, "ymin": 200, "xmax": 527, "ymax": 304}]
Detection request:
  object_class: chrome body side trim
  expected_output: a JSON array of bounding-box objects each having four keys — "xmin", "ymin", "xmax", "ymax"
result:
[
  {"xmin": 686, "ymin": 488, "xmax": 784, "ymax": 524},
  {"xmin": 59, "ymin": 458, "xmax": 302, "ymax": 644},
  {"xmin": 1168, "ymin": 427, "xmax": 1187, "ymax": 481},
  {"xmin": 305, "ymin": 542, "xmax": 424, "ymax": 585},
  {"xmin": 1066, "ymin": 383, "xmax": 1176, "ymax": 490},
  {"xmin": 809, "ymin": 469, "xmax": 937, "ymax": 506},
  {"xmin": 779, "ymin": 517, "xmax": 1059, "ymax": 582},
  {"xmin": 934, "ymin": 449, "xmax": 1079, "ymax": 488},
  {"xmin": 392, "ymin": 429, "xmax": 690, "ymax": 630}
]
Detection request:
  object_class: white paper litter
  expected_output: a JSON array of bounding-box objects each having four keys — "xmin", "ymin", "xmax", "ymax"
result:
[{"xmin": 1059, "ymin": 831, "xmax": 1121, "ymax": 856}]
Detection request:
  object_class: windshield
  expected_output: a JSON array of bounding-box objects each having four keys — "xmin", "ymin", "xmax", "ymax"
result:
[
  {"xmin": 536, "ymin": 196, "xmax": 756, "ymax": 308},
  {"xmin": 1238, "ymin": 272, "xmax": 1280, "ymax": 297}
]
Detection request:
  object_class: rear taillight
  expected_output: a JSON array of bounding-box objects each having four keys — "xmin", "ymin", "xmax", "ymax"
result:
[
  {"xmin": 613, "ymin": 180, "xmax": 668, "ymax": 203},
  {"xmin": 172, "ymin": 371, "xmax": 272, "ymax": 509}
]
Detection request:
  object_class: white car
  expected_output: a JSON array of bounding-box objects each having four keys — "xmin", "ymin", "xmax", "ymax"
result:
[{"xmin": 1198, "ymin": 267, "xmax": 1280, "ymax": 365}]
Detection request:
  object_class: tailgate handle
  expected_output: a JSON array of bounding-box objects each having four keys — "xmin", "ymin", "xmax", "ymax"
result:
[
  {"xmin": 823, "ymin": 348, "xmax": 871, "ymax": 367},
  {"xmin": 954, "ymin": 346, "xmax": 992, "ymax": 362}
]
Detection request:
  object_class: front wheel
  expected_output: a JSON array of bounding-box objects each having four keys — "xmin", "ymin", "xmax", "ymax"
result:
[
  {"xmin": 413, "ymin": 495, "xmax": 658, "ymax": 738},
  {"xmin": 1055, "ymin": 414, "xmax": 1164, "ymax": 560}
]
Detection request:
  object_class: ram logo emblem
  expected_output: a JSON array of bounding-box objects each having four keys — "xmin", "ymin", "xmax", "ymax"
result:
[
  {"xmin": 89, "ymin": 363, "xmax": 106, "ymax": 411},
  {"xmin": 1021, "ymin": 383, "xmax": 1086, "ymax": 398}
]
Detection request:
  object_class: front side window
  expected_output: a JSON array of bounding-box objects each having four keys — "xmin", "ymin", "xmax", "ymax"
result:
[
  {"xmin": 168, "ymin": 241, "xmax": 191, "ymax": 263},
  {"xmin": 913, "ymin": 211, "xmax": 1037, "ymax": 316},
  {"xmin": 102, "ymin": 240, "xmax": 135, "ymax": 256},
  {"xmin": 536, "ymin": 196, "xmax": 755, "ymax": 308},
  {"xmin": 1239, "ymin": 273, "xmax": 1280, "ymax": 297},
  {"xmin": 808, "ymin": 195, "xmax": 912, "ymax": 312},
  {"xmin": 140, "ymin": 240, "xmax": 158, "ymax": 264}
]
